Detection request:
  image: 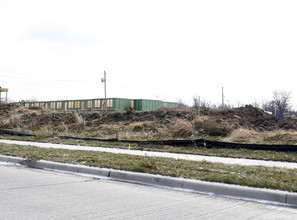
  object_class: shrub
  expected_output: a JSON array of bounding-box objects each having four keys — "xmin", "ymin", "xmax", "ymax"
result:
[
  {"xmin": 193, "ymin": 116, "xmax": 209, "ymax": 129},
  {"xmin": 202, "ymin": 122, "xmax": 232, "ymax": 137},
  {"xmin": 98, "ymin": 124, "xmax": 121, "ymax": 135},
  {"xmin": 127, "ymin": 121, "xmax": 158, "ymax": 132},
  {"xmin": 73, "ymin": 112, "xmax": 85, "ymax": 126},
  {"xmin": 125, "ymin": 107, "xmax": 134, "ymax": 114},
  {"xmin": 36, "ymin": 126, "xmax": 53, "ymax": 139},
  {"xmin": 262, "ymin": 130, "xmax": 297, "ymax": 145},
  {"xmin": 0, "ymin": 118, "xmax": 10, "ymax": 128},
  {"xmin": 223, "ymin": 128, "xmax": 258, "ymax": 143},
  {"xmin": 9, "ymin": 113, "xmax": 21, "ymax": 127},
  {"xmin": 153, "ymin": 128, "xmax": 169, "ymax": 139},
  {"xmin": 170, "ymin": 119, "xmax": 194, "ymax": 138}
]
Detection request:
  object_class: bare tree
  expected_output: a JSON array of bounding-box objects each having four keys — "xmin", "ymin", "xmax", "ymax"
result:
[
  {"xmin": 177, "ymin": 98, "xmax": 189, "ymax": 108},
  {"xmin": 19, "ymin": 97, "xmax": 39, "ymax": 103},
  {"xmin": 272, "ymin": 90, "xmax": 292, "ymax": 115},
  {"xmin": 200, "ymin": 100, "xmax": 209, "ymax": 109},
  {"xmin": 191, "ymin": 96, "xmax": 211, "ymax": 110},
  {"xmin": 192, "ymin": 96, "xmax": 200, "ymax": 110},
  {"xmin": 252, "ymin": 99, "xmax": 260, "ymax": 108},
  {"xmin": 261, "ymin": 100, "xmax": 275, "ymax": 114}
]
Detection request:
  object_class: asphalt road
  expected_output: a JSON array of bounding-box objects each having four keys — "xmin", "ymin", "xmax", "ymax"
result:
[{"xmin": 1, "ymin": 164, "xmax": 297, "ymax": 219}]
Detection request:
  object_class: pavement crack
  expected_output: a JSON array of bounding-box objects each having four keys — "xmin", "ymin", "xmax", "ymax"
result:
[{"xmin": 0, "ymin": 180, "xmax": 92, "ymax": 192}]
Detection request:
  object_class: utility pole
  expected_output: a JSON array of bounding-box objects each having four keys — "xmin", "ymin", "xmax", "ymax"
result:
[
  {"xmin": 101, "ymin": 71, "xmax": 107, "ymax": 112},
  {"xmin": 222, "ymin": 87, "xmax": 224, "ymax": 110},
  {"xmin": 198, "ymin": 96, "xmax": 201, "ymax": 114}
]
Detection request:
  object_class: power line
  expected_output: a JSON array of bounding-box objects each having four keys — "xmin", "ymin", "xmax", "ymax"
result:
[
  {"xmin": 0, "ymin": 74, "xmax": 97, "ymax": 82},
  {"xmin": 108, "ymin": 80, "xmax": 178, "ymax": 99}
]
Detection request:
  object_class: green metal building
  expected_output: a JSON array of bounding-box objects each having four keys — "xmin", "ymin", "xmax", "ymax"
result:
[{"xmin": 19, "ymin": 98, "xmax": 178, "ymax": 112}]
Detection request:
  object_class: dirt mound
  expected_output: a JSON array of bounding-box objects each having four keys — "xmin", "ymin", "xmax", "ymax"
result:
[
  {"xmin": 209, "ymin": 105, "xmax": 297, "ymax": 131},
  {"xmin": 0, "ymin": 103, "xmax": 20, "ymax": 115},
  {"xmin": 1, "ymin": 104, "xmax": 297, "ymax": 139}
]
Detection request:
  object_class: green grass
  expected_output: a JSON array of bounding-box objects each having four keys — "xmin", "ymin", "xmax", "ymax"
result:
[
  {"xmin": 1, "ymin": 143, "xmax": 297, "ymax": 192},
  {"xmin": 1, "ymin": 135, "xmax": 297, "ymax": 163}
]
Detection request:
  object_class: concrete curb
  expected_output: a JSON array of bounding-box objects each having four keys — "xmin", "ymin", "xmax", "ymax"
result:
[
  {"xmin": 1, "ymin": 155, "xmax": 297, "ymax": 207},
  {"xmin": 0, "ymin": 155, "xmax": 111, "ymax": 178}
]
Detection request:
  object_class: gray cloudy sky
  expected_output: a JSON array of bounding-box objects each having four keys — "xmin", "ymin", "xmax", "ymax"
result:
[{"xmin": 1, "ymin": 0, "xmax": 297, "ymax": 108}]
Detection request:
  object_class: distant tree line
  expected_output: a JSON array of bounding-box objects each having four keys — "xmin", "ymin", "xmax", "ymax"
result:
[
  {"xmin": 178, "ymin": 96, "xmax": 232, "ymax": 110},
  {"xmin": 261, "ymin": 90, "xmax": 295, "ymax": 116},
  {"xmin": 178, "ymin": 90, "xmax": 295, "ymax": 116}
]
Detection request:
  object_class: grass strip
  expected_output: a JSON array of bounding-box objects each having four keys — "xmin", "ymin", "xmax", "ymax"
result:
[
  {"xmin": 1, "ymin": 135, "xmax": 297, "ymax": 163},
  {"xmin": 1, "ymin": 143, "xmax": 297, "ymax": 192}
]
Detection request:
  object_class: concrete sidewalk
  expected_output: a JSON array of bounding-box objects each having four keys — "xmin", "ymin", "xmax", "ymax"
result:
[{"xmin": 1, "ymin": 139, "xmax": 297, "ymax": 169}]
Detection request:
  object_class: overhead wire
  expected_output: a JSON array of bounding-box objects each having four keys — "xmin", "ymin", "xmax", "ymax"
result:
[
  {"xmin": 1, "ymin": 74, "xmax": 178, "ymax": 101},
  {"xmin": 108, "ymin": 80, "xmax": 178, "ymax": 101},
  {"xmin": 0, "ymin": 74, "xmax": 97, "ymax": 82}
]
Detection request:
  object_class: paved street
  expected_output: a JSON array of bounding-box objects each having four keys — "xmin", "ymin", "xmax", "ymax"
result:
[{"xmin": 1, "ymin": 164, "xmax": 297, "ymax": 219}]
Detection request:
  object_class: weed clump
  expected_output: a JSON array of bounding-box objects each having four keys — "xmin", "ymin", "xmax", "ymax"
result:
[
  {"xmin": 193, "ymin": 116, "xmax": 209, "ymax": 129},
  {"xmin": 223, "ymin": 128, "xmax": 258, "ymax": 143},
  {"xmin": 35, "ymin": 125, "xmax": 55, "ymax": 139},
  {"xmin": 170, "ymin": 119, "xmax": 194, "ymax": 138},
  {"xmin": 127, "ymin": 121, "xmax": 158, "ymax": 133},
  {"xmin": 201, "ymin": 121, "xmax": 232, "ymax": 137},
  {"xmin": 71, "ymin": 112, "xmax": 85, "ymax": 126}
]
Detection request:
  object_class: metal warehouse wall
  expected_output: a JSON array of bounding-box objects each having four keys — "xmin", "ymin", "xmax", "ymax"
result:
[{"xmin": 19, "ymin": 98, "xmax": 178, "ymax": 112}]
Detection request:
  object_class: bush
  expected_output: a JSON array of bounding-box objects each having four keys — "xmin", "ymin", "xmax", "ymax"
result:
[
  {"xmin": 125, "ymin": 107, "xmax": 134, "ymax": 114},
  {"xmin": 223, "ymin": 128, "xmax": 258, "ymax": 143},
  {"xmin": 127, "ymin": 121, "xmax": 158, "ymax": 132},
  {"xmin": 202, "ymin": 122, "xmax": 232, "ymax": 136},
  {"xmin": 36, "ymin": 126, "xmax": 53, "ymax": 139},
  {"xmin": 170, "ymin": 119, "xmax": 194, "ymax": 138},
  {"xmin": 193, "ymin": 116, "xmax": 209, "ymax": 129}
]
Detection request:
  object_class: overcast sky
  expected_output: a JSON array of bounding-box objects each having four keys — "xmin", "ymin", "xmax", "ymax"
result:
[{"xmin": 1, "ymin": 0, "xmax": 297, "ymax": 108}]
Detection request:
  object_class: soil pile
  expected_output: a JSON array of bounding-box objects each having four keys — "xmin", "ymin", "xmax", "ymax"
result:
[
  {"xmin": 1, "ymin": 104, "xmax": 297, "ymax": 139},
  {"xmin": 209, "ymin": 105, "xmax": 297, "ymax": 131}
]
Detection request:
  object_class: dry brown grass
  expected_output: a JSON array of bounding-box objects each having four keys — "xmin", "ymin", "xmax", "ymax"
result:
[
  {"xmin": 36, "ymin": 126, "xmax": 53, "ymax": 139},
  {"xmin": 72, "ymin": 112, "xmax": 85, "ymax": 126},
  {"xmin": 152, "ymin": 128, "xmax": 170, "ymax": 139},
  {"xmin": 223, "ymin": 128, "xmax": 259, "ymax": 143},
  {"xmin": 170, "ymin": 119, "xmax": 194, "ymax": 138},
  {"xmin": 26, "ymin": 118, "xmax": 40, "ymax": 130},
  {"xmin": 126, "ymin": 121, "xmax": 158, "ymax": 132},
  {"xmin": 119, "ymin": 132, "xmax": 148, "ymax": 140},
  {"xmin": 261, "ymin": 130, "xmax": 297, "ymax": 145},
  {"xmin": 10, "ymin": 105, "xmax": 26, "ymax": 114},
  {"xmin": 20, "ymin": 107, "xmax": 43, "ymax": 116},
  {"xmin": 193, "ymin": 116, "xmax": 210, "ymax": 129},
  {"xmin": 0, "ymin": 119, "xmax": 10, "ymax": 128},
  {"xmin": 0, "ymin": 106, "xmax": 26, "ymax": 128},
  {"xmin": 3, "ymin": 104, "xmax": 297, "ymax": 144},
  {"xmin": 9, "ymin": 113, "xmax": 21, "ymax": 127},
  {"xmin": 98, "ymin": 124, "xmax": 121, "ymax": 136},
  {"xmin": 223, "ymin": 128, "xmax": 297, "ymax": 145}
]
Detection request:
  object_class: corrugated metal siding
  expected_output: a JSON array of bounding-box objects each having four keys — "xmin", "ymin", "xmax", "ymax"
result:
[
  {"xmin": 134, "ymin": 100, "xmax": 142, "ymax": 111},
  {"xmin": 19, "ymin": 98, "xmax": 178, "ymax": 112},
  {"xmin": 163, "ymin": 101, "xmax": 178, "ymax": 108},
  {"xmin": 134, "ymin": 99, "xmax": 163, "ymax": 111},
  {"xmin": 111, "ymin": 98, "xmax": 132, "ymax": 112}
]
